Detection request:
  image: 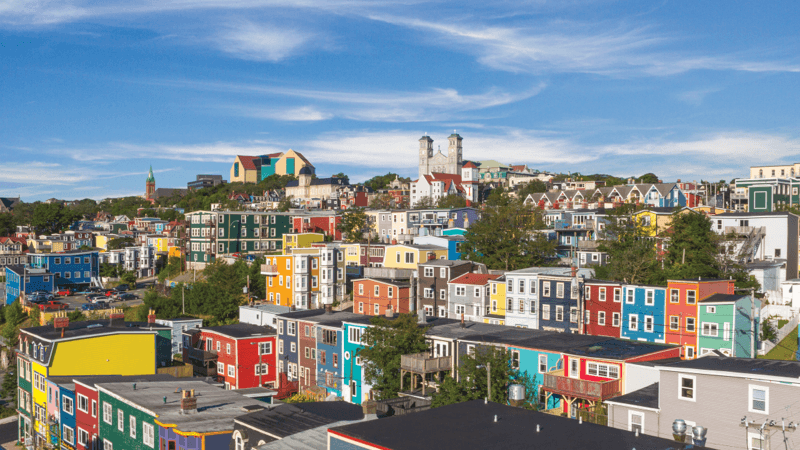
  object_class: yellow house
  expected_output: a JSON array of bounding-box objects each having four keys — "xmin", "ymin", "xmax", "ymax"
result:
[
  {"xmin": 18, "ymin": 317, "xmax": 163, "ymax": 442},
  {"xmin": 27, "ymin": 238, "xmax": 52, "ymax": 252},
  {"xmin": 632, "ymin": 207, "xmax": 696, "ymax": 238},
  {"xmin": 283, "ymin": 233, "xmax": 324, "ymax": 254},
  {"xmin": 341, "ymin": 243, "xmax": 363, "ymax": 266},
  {"xmin": 485, "ymin": 276, "xmax": 506, "ymax": 325},
  {"xmin": 230, "ymin": 155, "xmax": 261, "ymax": 183},
  {"xmin": 273, "ymin": 149, "xmax": 315, "ymax": 177},
  {"xmin": 168, "ymin": 245, "xmax": 184, "ymax": 258},
  {"xmin": 383, "ymin": 244, "xmax": 447, "ymax": 269},
  {"xmin": 147, "ymin": 235, "xmax": 169, "ymax": 252},
  {"xmin": 230, "ymin": 150, "xmax": 315, "ymax": 184},
  {"xmin": 95, "ymin": 234, "xmax": 111, "ymax": 251}
]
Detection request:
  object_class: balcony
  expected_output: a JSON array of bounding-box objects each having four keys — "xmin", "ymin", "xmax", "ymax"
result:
[
  {"xmin": 542, "ymin": 369, "xmax": 621, "ymax": 402},
  {"xmin": 577, "ymin": 240, "xmax": 600, "ymax": 251},
  {"xmin": 724, "ymin": 226, "xmax": 754, "ymax": 235},
  {"xmin": 187, "ymin": 347, "xmax": 217, "ymax": 363},
  {"xmin": 400, "ymin": 353, "xmax": 451, "ymax": 373},
  {"xmin": 261, "ymin": 264, "xmax": 278, "ymax": 275}
]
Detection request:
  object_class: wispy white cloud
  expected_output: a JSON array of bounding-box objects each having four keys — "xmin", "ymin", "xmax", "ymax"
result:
[
  {"xmin": 675, "ymin": 87, "xmax": 723, "ymax": 106},
  {"xmin": 236, "ymin": 105, "xmax": 333, "ymax": 121},
  {"xmin": 211, "ymin": 20, "xmax": 314, "ymax": 62},
  {"xmin": 368, "ymin": 14, "xmax": 800, "ymax": 76}
]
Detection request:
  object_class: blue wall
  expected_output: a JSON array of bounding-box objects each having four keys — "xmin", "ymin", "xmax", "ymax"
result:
[
  {"xmin": 509, "ymin": 347, "xmax": 561, "ymax": 409},
  {"xmin": 619, "ymin": 286, "xmax": 666, "ymax": 343},
  {"xmin": 537, "ymin": 277, "xmax": 577, "ymax": 332},
  {"xmin": 316, "ymin": 328, "xmax": 343, "ymax": 396},
  {"xmin": 30, "ymin": 251, "xmax": 99, "ymax": 286},
  {"xmin": 343, "ymin": 322, "xmax": 368, "ymax": 405}
]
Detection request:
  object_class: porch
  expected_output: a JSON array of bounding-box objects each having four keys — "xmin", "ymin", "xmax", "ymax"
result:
[
  {"xmin": 399, "ymin": 353, "xmax": 451, "ymax": 397},
  {"xmin": 540, "ymin": 369, "xmax": 621, "ymax": 416}
]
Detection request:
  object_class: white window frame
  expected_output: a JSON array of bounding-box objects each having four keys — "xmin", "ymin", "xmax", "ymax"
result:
[
  {"xmin": 628, "ymin": 314, "xmax": 638, "ymax": 331},
  {"xmin": 129, "ymin": 415, "xmax": 136, "ymax": 438},
  {"xmin": 612, "ymin": 312, "xmax": 620, "ymax": 327},
  {"xmin": 103, "ymin": 402, "xmax": 112, "ymax": 424},
  {"xmin": 117, "ymin": 410, "xmax": 124, "ymax": 432},
  {"xmin": 628, "ymin": 411, "xmax": 645, "ymax": 433},
  {"xmin": 63, "ymin": 395, "xmax": 74, "ymax": 415},
  {"xmin": 644, "ymin": 315, "xmax": 654, "ymax": 332},
  {"xmin": 538, "ymin": 354, "xmax": 547, "ymax": 373},
  {"xmin": 701, "ymin": 322, "xmax": 719, "ymax": 337},
  {"xmin": 77, "ymin": 394, "xmax": 88, "ymax": 413},
  {"xmin": 63, "ymin": 424, "xmax": 75, "ymax": 445},
  {"xmin": 228, "ymin": 364, "xmax": 235, "ymax": 377},
  {"xmin": 645, "ymin": 290, "xmax": 654, "ymax": 305},
  {"xmin": 678, "ymin": 374, "xmax": 696, "ymax": 402},
  {"xmin": 78, "ymin": 428, "xmax": 89, "ymax": 446},
  {"xmin": 542, "ymin": 304, "xmax": 550, "ymax": 320},
  {"xmin": 598, "ymin": 311, "xmax": 606, "ymax": 326},
  {"xmin": 749, "ymin": 384, "xmax": 769, "ymax": 414}
]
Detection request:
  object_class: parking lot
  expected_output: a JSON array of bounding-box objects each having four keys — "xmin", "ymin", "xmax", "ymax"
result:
[{"xmin": 31, "ymin": 279, "xmax": 154, "ymax": 312}]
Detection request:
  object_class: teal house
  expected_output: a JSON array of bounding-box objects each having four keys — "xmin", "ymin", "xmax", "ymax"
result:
[
  {"xmin": 697, "ymin": 294, "xmax": 758, "ymax": 358},
  {"xmin": 507, "ymin": 346, "xmax": 562, "ymax": 409},
  {"xmin": 342, "ymin": 321, "xmax": 371, "ymax": 405}
]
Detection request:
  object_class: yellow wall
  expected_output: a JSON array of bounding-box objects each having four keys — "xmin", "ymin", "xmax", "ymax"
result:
[
  {"xmin": 283, "ymin": 233, "xmax": 324, "ymax": 254},
  {"xmin": 151, "ymin": 237, "xmax": 168, "ymax": 252},
  {"xmin": 31, "ymin": 361, "xmax": 47, "ymax": 436},
  {"xmin": 49, "ymin": 334, "xmax": 156, "ymax": 376},
  {"xmin": 489, "ymin": 280, "xmax": 506, "ymax": 317},
  {"xmin": 275, "ymin": 149, "xmax": 313, "ymax": 176},
  {"xmin": 342, "ymin": 244, "xmax": 361, "ymax": 265},
  {"xmin": 265, "ymin": 255, "xmax": 293, "ymax": 306},
  {"xmin": 383, "ymin": 246, "xmax": 448, "ymax": 269},
  {"xmin": 96, "ymin": 235, "xmax": 109, "ymax": 251},
  {"xmin": 230, "ymin": 156, "xmax": 259, "ymax": 184}
]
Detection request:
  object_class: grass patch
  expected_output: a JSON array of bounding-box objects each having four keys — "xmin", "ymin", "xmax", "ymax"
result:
[
  {"xmin": 759, "ymin": 326, "xmax": 798, "ymax": 361},
  {"xmin": 779, "ymin": 319, "xmax": 789, "ymax": 329}
]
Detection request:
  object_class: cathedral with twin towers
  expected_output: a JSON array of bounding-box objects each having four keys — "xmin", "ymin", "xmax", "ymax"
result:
[{"xmin": 411, "ymin": 132, "xmax": 478, "ymax": 207}]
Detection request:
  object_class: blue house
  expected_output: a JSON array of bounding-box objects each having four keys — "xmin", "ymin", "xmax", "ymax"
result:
[
  {"xmin": 537, "ymin": 274, "xmax": 582, "ymax": 333},
  {"xmin": 5, "ymin": 265, "xmax": 54, "ymax": 304},
  {"xmin": 275, "ymin": 310, "xmax": 316, "ymax": 386},
  {"xmin": 642, "ymin": 184, "xmax": 687, "ymax": 208},
  {"xmin": 58, "ymin": 382, "xmax": 76, "ymax": 450},
  {"xmin": 619, "ymin": 285, "xmax": 667, "ymax": 343},
  {"xmin": 342, "ymin": 321, "xmax": 370, "ymax": 405},
  {"xmin": 28, "ymin": 250, "xmax": 99, "ymax": 288},
  {"xmin": 506, "ymin": 345, "xmax": 562, "ymax": 409},
  {"xmin": 413, "ymin": 235, "xmax": 465, "ymax": 260}
]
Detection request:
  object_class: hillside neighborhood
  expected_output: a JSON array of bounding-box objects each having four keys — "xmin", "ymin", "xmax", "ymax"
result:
[{"xmin": 0, "ymin": 142, "xmax": 797, "ymax": 450}]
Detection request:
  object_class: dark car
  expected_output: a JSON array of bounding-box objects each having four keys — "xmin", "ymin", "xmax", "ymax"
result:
[
  {"xmin": 80, "ymin": 303, "xmax": 97, "ymax": 311},
  {"xmin": 27, "ymin": 296, "xmax": 48, "ymax": 305},
  {"xmin": 113, "ymin": 284, "xmax": 128, "ymax": 292},
  {"xmin": 94, "ymin": 300, "xmax": 109, "ymax": 309},
  {"xmin": 115, "ymin": 293, "xmax": 137, "ymax": 301}
]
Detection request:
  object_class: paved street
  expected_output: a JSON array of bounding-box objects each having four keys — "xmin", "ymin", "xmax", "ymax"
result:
[{"xmin": 0, "ymin": 417, "xmax": 17, "ymax": 450}]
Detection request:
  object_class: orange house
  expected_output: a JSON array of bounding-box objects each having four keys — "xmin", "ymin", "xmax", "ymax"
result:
[
  {"xmin": 262, "ymin": 253, "xmax": 321, "ymax": 308},
  {"xmin": 664, "ymin": 278, "xmax": 734, "ymax": 359},
  {"xmin": 353, "ymin": 278, "xmax": 413, "ymax": 316}
]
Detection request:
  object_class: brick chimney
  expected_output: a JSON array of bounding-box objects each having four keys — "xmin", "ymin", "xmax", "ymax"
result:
[
  {"xmin": 147, "ymin": 309, "xmax": 156, "ymax": 325},
  {"xmin": 180, "ymin": 389, "xmax": 197, "ymax": 414},
  {"xmin": 109, "ymin": 309, "xmax": 125, "ymax": 327},
  {"xmin": 53, "ymin": 311, "xmax": 69, "ymax": 338}
]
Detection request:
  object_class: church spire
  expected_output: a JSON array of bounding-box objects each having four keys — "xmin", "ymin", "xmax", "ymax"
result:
[{"xmin": 147, "ymin": 165, "xmax": 155, "ymax": 183}]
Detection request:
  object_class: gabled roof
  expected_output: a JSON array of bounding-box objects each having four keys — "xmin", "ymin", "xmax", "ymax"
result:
[
  {"xmin": 463, "ymin": 161, "xmax": 478, "ymax": 169},
  {"xmin": 237, "ymin": 155, "xmax": 259, "ymax": 171},
  {"xmin": 605, "ymin": 383, "xmax": 659, "ymax": 410},
  {"xmin": 449, "ymin": 273, "xmax": 500, "ymax": 286},
  {"xmin": 699, "ymin": 293, "xmax": 746, "ymax": 304}
]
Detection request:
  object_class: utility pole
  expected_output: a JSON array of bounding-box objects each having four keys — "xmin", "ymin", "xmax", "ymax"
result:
[
  {"xmin": 750, "ymin": 287, "xmax": 756, "ymax": 359},
  {"xmin": 182, "ymin": 284, "xmax": 185, "ymax": 314},
  {"xmin": 487, "ymin": 362, "xmax": 491, "ymax": 402}
]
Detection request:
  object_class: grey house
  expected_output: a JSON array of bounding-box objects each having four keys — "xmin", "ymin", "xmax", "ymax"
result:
[
  {"xmin": 154, "ymin": 317, "xmax": 204, "ymax": 354},
  {"xmin": 447, "ymin": 273, "xmax": 501, "ymax": 322},
  {"xmin": 418, "ymin": 260, "xmax": 483, "ymax": 317},
  {"xmin": 605, "ymin": 356, "xmax": 800, "ymax": 449}
]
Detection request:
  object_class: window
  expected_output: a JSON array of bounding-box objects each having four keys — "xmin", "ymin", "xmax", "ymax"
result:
[
  {"xmin": 776, "ymin": 248, "xmax": 782, "ymax": 258},
  {"xmin": 587, "ymin": 362, "xmax": 619, "ymax": 379},
  {"xmin": 291, "ymin": 342, "xmax": 296, "ymax": 353},
  {"xmin": 217, "ymin": 363, "xmax": 225, "ymax": 375},
  {"xmin": 63, "ymin": 425, "xmax": 75, "ymax": 445},
  {"xmin": 644, "ymin": 316, "xmax": 654, "ymax": 332},
  {"xmin": 63, "ymin": 396, "xmax": 74, "ymax": 415},
  {"xmin": 226, "ymin": 343, "xmax": 231, "ymax": 354},
  {"xmin": 77, "ymin": 394, "xmax": 88, "ymax": 413},
  {"xmin": 474, "ymin": 287, "xmax": 481, "ymax": 297},
  {"xmin": 440, "ymin": 268, "xmax": 447, "ymax": 278},
  {"xmin": 518, "ymin": 300, "xmax": 524, "ymax": 313},
  {"xmin": 104, "ymin": 439, "xmax": 113, "ymax": 450},
  {"xmin": 529, "ymin": 281, "xmax": 536, "ymax": 294},
  {"xmin": 530, "ymin": 300, "xmax": 537, "ymax": 314},
  {"xmin": 555, "ymin": 305, "xmax": 564, "ymax": 321},
  {"xmin": 569, "ymin": 307, "xmax": 578, "ymax": 323},
  {"xmin": 687, "ymin": 290, "xmax": 696, "ymax": 304},
  {"xmin": 701, "ymin": 322, "xmax": 718, "ymax": 337},
  {"xmin": 706, "ymin": 306, "xmax": 716, "ymax": 313},
  {"xmin": 612, "ymin": 313, "xmax": 620, "ymax": 327},
  {"xmin": 538, "ymin": 355, "xmax": 547, "ymax": 373},
  {"xmin": 629, "ymin": 315, "xmax": 638, "ymax": 331},
  {"xmin": 510, "ymin": 350, "xmax": 520, "ymax": 368},
  {"xmin": 424, "ymin": 267, "xmax": 434, "ymax": 277},
  {"xmin": 670, "ymin": 289, "xmax": 679, "ymax": 303},
  {"xmin": 259, "ymin": 342, "xmax": 272, "ymax": 354},
  {"xmin": 349, "ymin": 327, "xmax": 363, "ymax": 344},
  {"xmin": 679, "ymin": 375, "xmax": 695, "ymax": 401},
  {"xmin": 626, "ymin": 289, "xmax": 634, "ymax": 304},
  {"xmin": 228, "ymin": 365, "xmax": 235, "ymax": 377},
  {"xmin": 130, "ymin": 416, "xmax": 136, "ymax": 438},
  {"xmin": 374, "ymin": 304, "xmax": 380, "ymax": 315},
  {"xmin": 542, "ymin": 282, "xmax": 550, "ymax": 297},
  {"xmin": 598, "ymin": 311, "xmax": 606, "ymax": 326},
  {"xmin": 358, "ymin": 302, "xmax": 364, "ymax": 313},
  {"xmin": 518, "ymin": 280, "xmax": 525, "ymax": 293},
  {"xmin": 686, "ymin": 317, "xmax": 696, "ymax": 332},
  {"xmin": 92, "ymin": 400, "xmax": 97, "ymax": 417},
  {"xmin": 288, "ymin": 322, "xmax": 296, "ymax": 336},
  {"xmin": 629, "ymin": 411, "xmax": 644, "ymax": 434},
  {"xmin": 556, "ymin": 283, "xmax": 564, "ymax": 298},
  {"xmin": 374, "ymin": 286, "xmax": 380, "ymax": 296},
  {"xmin": 117, "ymin": 410, "xmax": 124, "ymax": 431},
  {"xmin": 599, "ymin": 288, "xmax": 606, "ymax": 301},
  {"xmin": 78, "ymin": 428, "xmax": 89, "ymax": 446},
  {"xmin": 749, "ymin": 385, "xmax": 768, "ymax": 414},
  {"xmin": 585, "ymin": 286, "xmax": 591, "ymax": 300},
  {"xmin": 424, "ymin": 288, "xmax": 433, "ymax": 298},
  {"xmin": 613, "ymin": 288, "xmax": 621, "ymax": 302},
  {"xmin": 669, "ymin": 316, "xmax": 679, "ymax": 330},
  {"xmin": 542, "ymin": 304, "xmax": 550, "ymax": 320},
  {"xmin": 405, "ymin": 252, "xmax": 414, "ymax": 264},
  {"xmin": 440, "ymin": 289, "xmax": 446, "ymax": 299},
  {"xmin": 333, "ymin": 353, "xmax": 339, "ymax": 368}
]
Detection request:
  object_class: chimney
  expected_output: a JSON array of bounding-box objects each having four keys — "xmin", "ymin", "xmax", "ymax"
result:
[
  {"xmin": 109, "ymin": 309, "xmax": 125, "ymax": 327},
  {"xmin": 180, "ymin": 389, "xmax": 198, "ymax": 414},
  {"xmin": 461, "ymin": 313, "xmax": 465, "ymax": 328},
  {"xmin": 570, "ymin": 266, "xmax": 577, "ymax": 277},
  {"xmin": 385, "ymin": 307, "xmax": 394, "ymax": 318},
  {"xmin": 147, "ymin": 308, "xmax": 156, "ymax": 325},
  {"xmin": 324, "ymin": 304, "xmax": 333, "ymax": 314},
  {"xmin": 362, "ymin": 399, "xmax": 378, "ymax": 420},
  {"xmin": 417, "ymin": 309, "xmax": 426, "ymax": 324}
]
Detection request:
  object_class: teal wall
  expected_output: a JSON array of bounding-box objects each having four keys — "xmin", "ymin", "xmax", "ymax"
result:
[
  {"xmin": 509, "ymin": 347, "xmax": 561, "ymax": 409},
  {"xmin": 697, "ymin": 303, "xmax": 735, "ymax": 355}
]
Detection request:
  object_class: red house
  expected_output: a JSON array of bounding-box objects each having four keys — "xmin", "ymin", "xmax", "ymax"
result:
[
  {"xmin": 184, "ymin": 324, "xmax": 278, "ymax": 389},
  {"xmin": 73, "ymin": 379, "xmax": 100, "ymax": 450},
  {"xmin": 292, "ymin": 213, "xmax": 343, "ymax": 240},
  {"xmin": 664, "ymin": 279, "xmax": 734, "ymax": 359},
  {"xmin": 583, "ymin": 280, "xmax": 623, "ymax": 338},
  {"xmin": 298, "ymin": 319, "xmax": 318, "ymax": 389},
  {"xmin": 352, "ymin": 278, "xmax": 413, "ymax": 317}
]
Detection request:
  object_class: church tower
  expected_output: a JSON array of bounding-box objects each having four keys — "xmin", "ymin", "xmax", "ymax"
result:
[
  {"xmin": 419, "ymin": 135, "xmax": 434, "ymax": 179},
  {"xmin": 145, "ymin": 165, "xmax": 156, "ymax": 201},
  {"xmin": 447, "ymin": 132, "xmax": 463, "ymax": 174}
]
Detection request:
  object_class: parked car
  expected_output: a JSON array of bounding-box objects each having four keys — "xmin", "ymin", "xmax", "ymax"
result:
[
  {"xmin": 56, "ymin": 288, "xmax": 73, "ymax": 297},
  {"xmin": 113, "ymin": 284, "xmax": 128, "ymax": 292},
  {"xmin": 94, "ymin": 300, "xmax": 109, "ymax": 309},
  {"xmin": 80, "ymin": 303, "xmax": 98, "ymax": 311},
  {"xmin": 27, "ymin": 295, "xmax": 48, "ymax": 305},
  {"xmin": 115, "ymin": 293, "xmax": 137, "ymax": 302},
  {"xmin": 38, "ymin": 301, "xmax": 69, "ymax": 311},
  {"xmin": 90, "ymin": 296, "xmax": 109, "ymax": 304},
  {"xmin": 86, "ymin": 293, "xmax": 104, "ymax": 302}
]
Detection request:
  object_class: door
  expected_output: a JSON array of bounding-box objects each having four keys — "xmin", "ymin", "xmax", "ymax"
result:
[
  {"xmin": 570, "ymin": 359, "xmax": 579, "ymax": 378},
  {"xmin": 350, "ymin": 381, "xmax": 357, "ymax": 403}
]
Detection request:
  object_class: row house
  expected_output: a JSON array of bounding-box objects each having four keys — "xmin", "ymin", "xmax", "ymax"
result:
[
  {"xmin": 352, "ymin": 278, "xmax": 413, "ymax": 316},
  {"xmin": 185, "ymin": 211, "xmax": 293, "ymax": 270},
  {"xmin": 97, "ymin": 245, "xmax": 159, "ymax": 278},
  {"xmin": 182, "ymin": 323, "xmax": 277, "ymax": 389},
  {"xmin": 4, "ymin": 266, "xmax": 53, "ymax": 304},
  {"xmin": 341, "ymin": 242, "xmax": 386, "ymax": 267},
  {"xmin": 413, "ymin": 235, "xmax": 465, "ymax": 260},
  {"xmin": 262, "ymin": 252, "xmax": 320, "ymax": 309},
  {"xmin": 291, "ymin": 211, "xmax": 343, "ymax": 240},
  {"xmin": 418, "ymin": 260, "xmax": 484, "ymax": 318},
  {"xmin": 486, "ymin": 275, "xmax": 506, "ymax": 325},
  {"xmin": 664, "ymin": 278, "xmax": 736, "ymax": 359},
  {"xmin": 503, "ymin": 267, "xmax": 594, "ymax": 330},
  {"xmin": 447, "ymin": 273, "xmax": 500, "ymax": 322},
  {"xmin": 410, "ymin": 164, "xmax": 479, "ymax": 208},
  {"xmin": 382, "ymin": 244, "xmax": 448, "ymax": 270},
  {"xmin": 735, "ymin": 176, "xmax": 800, "ymax": 213},
  {"xmin": 282, "ymin": 232, "xmax": 324, "ymax": 253},
  {"xmin": 605, "ymin": 357, "xmax": 800, "ymax": 450},
  {"xmin": 0, "ymin": 237, "xmax": 26, "ymax": 274},
  {"xmin": 16, "ymin": 315, "xmax": 172, "ymax": 447},
  {"xmin": 27, "ymin": 250, "xmax": 100, "ymax": 288}
]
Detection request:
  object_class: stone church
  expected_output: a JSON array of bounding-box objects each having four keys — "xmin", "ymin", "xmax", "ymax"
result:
[{"xmin": 418, "ymin": 132, "xmax": 464, "ymax": 179}]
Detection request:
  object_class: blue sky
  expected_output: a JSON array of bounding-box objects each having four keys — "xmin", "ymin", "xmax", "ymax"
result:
[{"xmin": 2, "ymin": 0, "xmax": 800, "ymax": 201}]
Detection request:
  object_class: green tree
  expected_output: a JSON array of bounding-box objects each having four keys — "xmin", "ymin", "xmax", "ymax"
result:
[
  {"xmin": 158, "ymin": 256, "xmax": 183, "ymax": 282},
  {"xmin": 67, "ymin": 309, "xmax": 86, "ymax": 322},
  {"xmin": 516, "ymin": 180, "xmax": 548, "ymax": 200},
  {"xmin": 0, "ymin": 213, "xmax": 15, "ymax": 236},
  {"xmin": 437, "ymin": 195, "xmax": 466, "ymax": 209},
  {"xmin": 760, "ymin": 316, "xmax": 778, "ymax": 343},
  {"xmin": 595, "ymin": 205, "xmax": 661, "ymax": 285},
  {"xmin": 332, "ymin": 173, "xmax": 350, "ymax": 184},
  {"xmin": 413, "ymin": 196, "xmax": 436, "ymax": 209},
  {"xmin": 462, "ymin": 191, "xmax": 556, "ymax": 270},
  {"xmin": 364, "ymin": 173, "xmax": 408, "ymax": 191},
  {"xmin": 663, "ymin": 211, "xmax": 721, "ymax": 280},
  {"xmin": 121, "ymin": 271, "xmax": 137, "ymax": 289},
  {"xmin": 336, "ymin": 208, "xmax": 368, "ymax": 243},
  {"xmin": 358, "ymin": 314, "xmax": 430, "ymax": 400},
  {"xmin": 258, "ymin": 174, "xmax": 297, "ymax": 192},
  {"xmin": 431, "ymin": 345, "xmax": 522, "ymax": 407},
  {"xmin": 368, "ymin": 194, "xmax": 393, "ymax": 210},
  {"xmin": 637, "ymin": 173, "xmax": 660, "ymax": 183},
  {"xmin": 31, "ymin": 203, "xmax": 78, "ymax": 234},
  {"xmin": 277, "ymin": 196, "xmax": 293, "ymax": 212},
  {"xmin": 107, "ymin": 237, "xmax": 135, "ymax": 250}
]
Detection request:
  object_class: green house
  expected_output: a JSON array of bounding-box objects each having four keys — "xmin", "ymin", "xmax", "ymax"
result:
[
  {"xmin": 697, "ymin": 293, "xmax": 758, "ymax": 358},
  {"xmin": 735, "ymin": 178, "xmax": 800, "ymax": 212},
  {"xmin": 97, "ymin": 383, "xmax": 161, "ymax": 450}
]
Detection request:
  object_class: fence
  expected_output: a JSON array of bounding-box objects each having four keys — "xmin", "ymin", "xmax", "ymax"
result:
[
  {"xmin": 157, "ymin": 363, "xmax": 194, "ymax": 378},
  {"xmin": 759, "ymin": 314, "xmax": 800, "ymax": 356}
]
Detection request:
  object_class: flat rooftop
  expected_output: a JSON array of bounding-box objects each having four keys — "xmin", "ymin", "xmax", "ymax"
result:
[
  {"xmin": 97, "ymin": 380, "xmax": 263, "ymax": 434},
  {"xmin": 236, "ymin": 402, "xmax": 363, "ymax": 439},
  {"xmin": 329, "ymin": 399, "xmax": 694, "ymax": 450},
  {"xmin": 658, "ymin": 355, "xmax": 800, "ymax": 379},
  {"xmin": 202, "ymin": 323, "xmax": 277, "ymax": 338},
  {"xmin": 21, "ymin": 320, "xmax": 170, "ymax": 342}
]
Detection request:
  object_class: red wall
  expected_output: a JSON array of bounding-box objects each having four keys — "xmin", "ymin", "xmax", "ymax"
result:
[
  {"xmin": 298, "ymin": 320, "xmax": 317, "ymax": 389},
  {"xmin": 201, "ymin": 330, "xmax": 277, "ymax": 389},
  {"xmin": 74, "ymin": 383, "xmax": 99, "ymax": 450},
  {"xmin": 583, "ymin": 283, "xmax": 622, "ymax": 338},
  {"xmin": 353, "ymin": 279, "xmax": 412, "ymax": 316},
  {"xmin": 665, "ymin": 280, "xmax": 733, "ymax": 358},
  {"xmin": 293, "ymin": 216, "xmax": 342, "ymax": 240}
]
